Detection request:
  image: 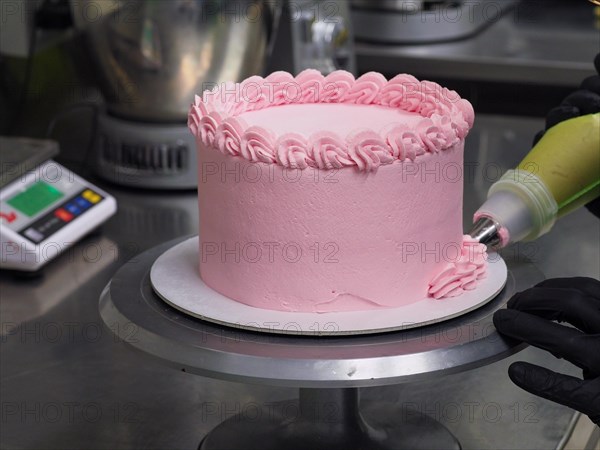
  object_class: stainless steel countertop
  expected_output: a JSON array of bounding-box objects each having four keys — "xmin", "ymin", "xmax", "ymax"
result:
[
  {"xmin": 1, "ymin": 114, "xmax": 598, "ymax": 449},
  {"xmin": 355, "ymin": 2, "xmax": 599, "ymax": 86}
]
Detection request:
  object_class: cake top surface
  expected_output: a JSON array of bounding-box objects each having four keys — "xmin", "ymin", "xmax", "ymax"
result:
[
  {"xmin": 188, "ymin": 70, "xmax": 475, "ymax": 171},
  {"xmin": 238, "ymin": 103, "xmax": 423, "ymax": 136}
]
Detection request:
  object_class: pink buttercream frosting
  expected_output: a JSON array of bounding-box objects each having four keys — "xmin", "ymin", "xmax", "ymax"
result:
[
  {"xmin": 428, "ymin": 236, "xmax": 488, "ymax": 299},
  {"xmin": 192, "ymin": 70, "xmax": 486, "ymax": 309},
  {"xmin": 188, "ymin": 70, "xmax": 475, "ymax": 172}
]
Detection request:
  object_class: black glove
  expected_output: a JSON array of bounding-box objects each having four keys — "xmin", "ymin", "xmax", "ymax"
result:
[
  {"xmin": 532, "ymin": 53, "xmax": 600, "ymax": 217},
  {"xmin": 493, "ymin": 277, "xmax": 600, "ymax": 425}
]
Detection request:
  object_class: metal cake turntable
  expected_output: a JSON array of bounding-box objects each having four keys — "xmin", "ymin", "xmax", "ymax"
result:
[{"xmin": 99, "ymin": 237, "xmax": 542, "ymax": 449}]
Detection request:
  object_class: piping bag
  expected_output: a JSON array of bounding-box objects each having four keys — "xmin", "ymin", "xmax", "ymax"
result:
[{"xmin": 469, "ymin": 113, "xmax": 600, "ymax": 249}]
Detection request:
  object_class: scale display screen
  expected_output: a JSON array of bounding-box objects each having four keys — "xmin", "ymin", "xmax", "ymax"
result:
[{"xmin": 7, "ymin": 181, "xmax": 64, "ymax": 217}]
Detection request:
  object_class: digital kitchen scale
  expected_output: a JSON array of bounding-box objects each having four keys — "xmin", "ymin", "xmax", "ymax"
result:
[{"xmin": 0, "ymin": 137, "xmax": 117, "ymax": 271}]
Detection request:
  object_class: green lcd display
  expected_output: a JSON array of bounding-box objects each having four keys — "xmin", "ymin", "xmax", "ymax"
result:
[{"xmin": 7, "ymin": 182, "xmax": 64, "ymax": 217}]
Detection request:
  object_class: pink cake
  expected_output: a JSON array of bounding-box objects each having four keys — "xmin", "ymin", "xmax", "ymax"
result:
[{"xmin": 188, "ymin": 70, "xmax": 487, "ymax": 313}]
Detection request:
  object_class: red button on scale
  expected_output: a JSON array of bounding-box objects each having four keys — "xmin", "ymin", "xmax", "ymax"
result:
[
  {"xmin": 54, "ymin": 208, "xmax": 73, "ymax": 222},
  {"xmin": 0, "ymin": 211, "xmax": 17, "ymax": 223}
]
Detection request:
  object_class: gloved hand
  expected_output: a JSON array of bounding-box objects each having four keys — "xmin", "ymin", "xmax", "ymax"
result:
[
  {"xmin": 532, "ymin": 53, "xmax": 600, "ymax": 217},
  {"xmin": 493, "ymin": 277, "xmax": 600, "ymax": 425}
]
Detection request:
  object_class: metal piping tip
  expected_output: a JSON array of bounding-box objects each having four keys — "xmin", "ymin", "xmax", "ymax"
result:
[{"xmin": 469, "ymin": 217, "xmax": 503, "ymax": 250}]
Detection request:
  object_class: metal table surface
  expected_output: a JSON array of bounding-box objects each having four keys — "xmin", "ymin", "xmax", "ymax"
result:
[
  {"xmin": 355, "ymin": 2, "xmax": 599, "ymax": 86},
  {"xmin": 2, "ymin": 114, "xmax": 599, "ymax": 449}
]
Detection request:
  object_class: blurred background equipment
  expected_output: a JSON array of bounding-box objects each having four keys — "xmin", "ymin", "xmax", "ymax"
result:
[
  {"xmin": 0, "ymin": 136, "xmax": 117, "ymax": 271},
  {"xmin": 68, "ymin": 0, "xmax": 279, "ymax": 189},
  {"xmin": 70, "ymin": 0, "xmax": 273, "ymax": 124},
  {"xmin": 265, "ymin": 0, "xmax": 356, "ymax": 75},
  {"xmin": 67, "ymin": 0, "xmax": 356, "ymax": 189},
  {"xmin": 350, "ymin": 0, "xmax": 518, "ymax": 44},
  {"xmin": 353, "ymin": 0, "xmax": 600, "ymax": 117}
]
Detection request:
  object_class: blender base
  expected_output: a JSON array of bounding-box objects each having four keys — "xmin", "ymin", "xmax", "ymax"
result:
[{"xmin": 94, "ymin": 112, "xmax": 198, "ymax": 189}]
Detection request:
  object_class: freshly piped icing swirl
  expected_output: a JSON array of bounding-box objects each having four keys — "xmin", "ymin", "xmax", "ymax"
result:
[
  {"xmin": 188, "ymin": 70, "xmax": 475, "ymax": 172},
  {"xmin": 428, "ymin": 236, "xmax": 488, "ymax": 299}
]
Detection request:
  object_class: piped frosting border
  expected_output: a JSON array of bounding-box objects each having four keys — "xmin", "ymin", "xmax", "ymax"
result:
[
  {"xmin": 188, "ymin": 70, "xmax": 475, "ymax": 171},
  {"xmin": 428, "ymin": 236, "xmax": 488, "ymax": 299}
]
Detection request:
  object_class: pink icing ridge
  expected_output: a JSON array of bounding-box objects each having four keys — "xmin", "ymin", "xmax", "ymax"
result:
[
  {"xmin": 188, "ymin": 70, "xmax": 474, "ymax": 171},
  {"xmin": 497, "ymin": 226, "xmax": 510, "ymax": 247},
  {"xmin": 428, "ymin": 235, "xmax": 488, "ymax": 299}
]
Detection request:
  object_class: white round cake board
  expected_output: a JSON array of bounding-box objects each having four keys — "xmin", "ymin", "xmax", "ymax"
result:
[{"xmin": 150, "ymin": 237, "xmax": 507, "ymax": 336}]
